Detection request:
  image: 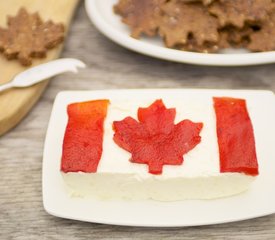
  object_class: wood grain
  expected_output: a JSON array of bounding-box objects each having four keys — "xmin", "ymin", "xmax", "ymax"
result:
[
  {"xmin": 0, "ymin": 0, "xmax": 79, "ymax": 136},
  {"xmin": 1, "ymin": 2, "xmax": 275, "ymax": 239}
]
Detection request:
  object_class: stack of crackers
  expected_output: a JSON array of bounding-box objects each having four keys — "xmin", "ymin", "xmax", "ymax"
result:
[{"xmin": 114, "ymin": 0, "xmax": 275, "ymax": 52}]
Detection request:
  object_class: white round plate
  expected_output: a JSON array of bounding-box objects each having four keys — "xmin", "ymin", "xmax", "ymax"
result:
[{"xmin": 85, "ymin": 0, "xmax": 275, "ymax": 66}]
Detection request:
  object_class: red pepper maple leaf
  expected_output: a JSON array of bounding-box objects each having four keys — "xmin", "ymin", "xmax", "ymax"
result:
[{"xmin": 113, "ymin": 100, "xmax": 203, "ymax": 174}]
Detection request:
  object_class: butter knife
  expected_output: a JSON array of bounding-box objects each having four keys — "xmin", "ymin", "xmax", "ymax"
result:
[{"xmin": 0, "ymin": 58, "xmax": 86, "ymax": 93}]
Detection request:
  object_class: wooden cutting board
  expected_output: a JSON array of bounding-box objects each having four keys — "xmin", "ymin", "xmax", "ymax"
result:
[{"xmin": 0, "ymin": 0, "xmax": 79, "ymax": 136}]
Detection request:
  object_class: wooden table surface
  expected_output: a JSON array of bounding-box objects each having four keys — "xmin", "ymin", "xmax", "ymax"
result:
[{"xmin": 1, "ymin": 2, "xmax": 275, "ymax": 239}]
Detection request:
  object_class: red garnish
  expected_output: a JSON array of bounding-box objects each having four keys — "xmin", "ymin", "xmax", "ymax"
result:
[
  {"xmin": 213, "ymin": 97, "xmax": 258, "ymax": 176},
  {"xmin": 61, "ymin": 100, "xmax": 110, "ymax": 173},
  {"xmin": 113, "ymin": 100, "xmax": 203, "ymax": 174}
]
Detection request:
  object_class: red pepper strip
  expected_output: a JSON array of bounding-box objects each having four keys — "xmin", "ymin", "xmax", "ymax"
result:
[
  {"xmin": 213, "ymin": 97, "xmax": 258, "ymax": 176},
  {"xmin": 113, "ymin": 100, "xmax": 203, "ymax": 174},
  {"xmin": 61, "ymin": 100, "xmax": 110, "ymax": 173}
]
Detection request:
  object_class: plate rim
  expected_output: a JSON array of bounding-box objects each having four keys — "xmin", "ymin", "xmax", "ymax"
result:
[
  {"xmin": 85, "ymin": 0, "xmax": 275, "ymax": 67},
  {"xmin": 43, "ymin": 89, "xmax": 275, "ymax": 227}
]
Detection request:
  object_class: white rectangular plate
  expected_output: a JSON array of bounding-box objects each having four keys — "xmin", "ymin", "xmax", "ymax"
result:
[
  {"xmin": 85, "ymin": 0, "xmax": 275, "ymax": 66},
  {"xmin": 43, "ymin": 89, "xmax": 275, "ymax": 227}
]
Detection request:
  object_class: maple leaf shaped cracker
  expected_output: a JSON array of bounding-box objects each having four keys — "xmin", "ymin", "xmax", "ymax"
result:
[
  {"xmin": 0, "ymin": 28, "xmax": 8, "ymax": 51},
  {"xmin": 248, "ymin": 12, "xmax": 275, "ymax": 52},
  {"xmin": 178, "ymin": 35, "xmax": 220, "ymax": 53},
  {"xmin": 218, "ymin": 26, "xmax": 253, "ymax": 49},
  {"xmin": 0, "ymin": 8, "xmax": 65, "ymax": 66},
  {"xmin": 208, "ymin": 0, "xmax": 273, "ymax": 28},
  {"xmin": 114, "ymin": 0, "xmax": 165, "ymax": 38},
  {"xmin": 113, "ymin": 100, "xmax": 203, "ymax": 174},
  {"xmin": 159, "ymin": 1, "xmax": 219, "ymax": 48},
  {"xmin": 184, "ymin": 0, "xmax": 214, "ymax": 5}
]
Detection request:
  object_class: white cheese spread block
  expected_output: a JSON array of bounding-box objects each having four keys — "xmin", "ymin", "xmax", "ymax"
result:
[{"xmin": 62, "ymin": 97, "xmax": 256, "ymax": 201}]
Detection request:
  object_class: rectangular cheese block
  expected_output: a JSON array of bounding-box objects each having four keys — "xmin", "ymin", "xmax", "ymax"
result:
[{"xmin": 61, "ymin": 94, "xmax": 258, "ymax": 201}]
